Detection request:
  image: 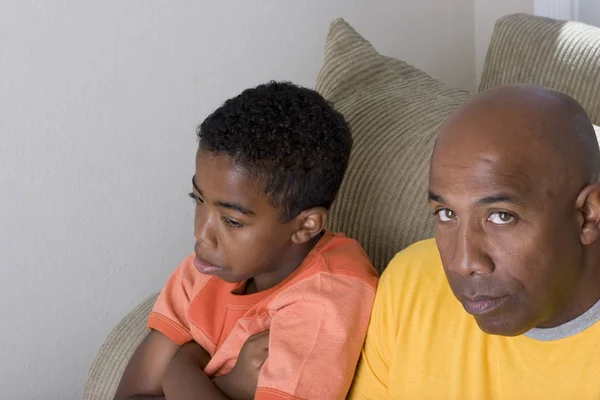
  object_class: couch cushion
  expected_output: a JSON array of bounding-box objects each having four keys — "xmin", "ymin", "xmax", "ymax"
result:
[
  {"xmin": 315, "ymin": 19, "xmax": 470, "ymax": 272},
  {"xmin": 480, "ymin": 13, "xmax": 600, "ymax": 125},
  {"xmin": 83, "ymin": 294, "xmax": 158, "ymax": 400}
]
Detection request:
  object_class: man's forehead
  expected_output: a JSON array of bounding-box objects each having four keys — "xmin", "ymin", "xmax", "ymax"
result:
[
  {"xmin": 429, "ymin": 151, "xmax": 542, "ymax": 205},
  {"xmin": 430, "ymin": 84, "xmax": 593, "ymax": 207}
]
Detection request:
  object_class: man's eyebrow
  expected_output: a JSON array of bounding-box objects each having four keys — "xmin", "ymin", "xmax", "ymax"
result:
[
  {"xmin": 428, "ymin": 191, "xmax": 445, "ymax": 203},
  {"xmin": 191, "ymin": 175, "xmax": 256, "ymax": 216},
  {"xmin": 475, "ymin": 195, "xmax": 522, "ymax": 206},
  {"xmin": 428, "ymin": 190, "xmax": 523, "ymax": 207}
]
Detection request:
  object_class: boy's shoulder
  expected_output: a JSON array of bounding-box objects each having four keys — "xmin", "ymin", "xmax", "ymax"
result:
[
  {"xmin": 314, "ymin": 231, "xmax": 377, "ymax": 275},
  {"xmin": 282, "ymin": 231, "xmax": 378, "ymax": 291},
  {"xmin": 257, "ymin": 231, "xmax": 377, "ymax": 320}
]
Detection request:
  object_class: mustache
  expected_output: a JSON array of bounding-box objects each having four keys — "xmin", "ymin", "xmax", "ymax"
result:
[{"xmin": 447, "ymin": 273, "xmax": 510, "ymax": 298}]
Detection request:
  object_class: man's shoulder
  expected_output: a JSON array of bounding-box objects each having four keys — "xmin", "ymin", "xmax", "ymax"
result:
[
  {"xmin": 382, "ymin": 238, "xmax": 444, "ymax": 284},
  {"xmin": 375, "ymin": 238, "xmax": 457, "ymax": 321}
]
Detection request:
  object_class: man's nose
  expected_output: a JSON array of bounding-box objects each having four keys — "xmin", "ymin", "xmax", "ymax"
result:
[{"xmin": 451, "ymin": 223, "xmax": 494, "ymax": 277}]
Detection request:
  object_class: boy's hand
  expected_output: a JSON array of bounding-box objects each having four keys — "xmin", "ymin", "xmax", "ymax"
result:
[{"xmin": 213, "ymin": 331, "xmax": 270, "ymax": 400}]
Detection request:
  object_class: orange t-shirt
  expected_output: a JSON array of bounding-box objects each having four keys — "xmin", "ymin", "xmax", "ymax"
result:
[{"xmin": 148, "ymin": 231, "xmax": 378, "ymax": 400}]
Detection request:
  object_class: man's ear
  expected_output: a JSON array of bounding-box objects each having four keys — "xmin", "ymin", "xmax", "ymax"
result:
[
  {"xmin": 576, "ymin": 183, "xmax": 600, "ymax": 245},
  {"xmin": 291, "ymin": 207, "xmax": 328, "ymax": 244}
]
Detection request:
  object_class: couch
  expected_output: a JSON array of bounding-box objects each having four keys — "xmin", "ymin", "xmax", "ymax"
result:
[{"xmin": 83, "ymin": 13, "xmax": 600, "ymax": 399}]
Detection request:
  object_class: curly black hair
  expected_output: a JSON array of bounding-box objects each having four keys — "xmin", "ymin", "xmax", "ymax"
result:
[{"xmin": 197, "ymin": 81, "xmax": 352, "ymax": 221}]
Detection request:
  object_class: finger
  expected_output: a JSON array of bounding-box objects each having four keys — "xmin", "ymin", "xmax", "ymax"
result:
[
  {"xmin": 261, "ymin": 333, "xmax": 270, "ymax": 348},
  {"xmin": 246, "ymin": 330, "xmax": 269, "ymax": 342},
  {"xmin": 258, "ymin": 355, "xmax": 268, "ymax": 369},
  {"xmin": 258, "ymin": 347, "xmax": 269, "ymax": 367},
  {"xmin": 254, "ymin": 331, "xmax": 270, "ymax": 349}
]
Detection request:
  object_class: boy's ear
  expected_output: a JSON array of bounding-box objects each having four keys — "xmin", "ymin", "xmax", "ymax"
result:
[
  {"xmin": 291, "ymin": 207, "xmax": 328, "ymax": 244},
  {"xmin": 577, "ymin": 183, "xmax": 600, "ymax": 245}
]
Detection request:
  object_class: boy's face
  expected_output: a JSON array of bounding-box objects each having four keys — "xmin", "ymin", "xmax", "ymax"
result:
[{"xmin": 191, "ymin": 147, "xmax": 301, "ymax": 288}]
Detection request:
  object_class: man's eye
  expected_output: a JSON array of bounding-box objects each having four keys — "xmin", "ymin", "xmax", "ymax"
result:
[
  {"xmin": 488, "ymin": 211, "xmax": 514, "ymax": 225},
  {"xmin": 188, "ymin": 192, "xmax": 204, "ymax": 205},
  {"xmin": 435, "ymin": 209, "xmax": 456, "ymax": 222},
  {"xmin": 222, "ymin": 216, "xmax": 243, "ymax": 228}
]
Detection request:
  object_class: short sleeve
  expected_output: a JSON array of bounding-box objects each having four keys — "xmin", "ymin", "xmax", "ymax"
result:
[
  {"xmin": 347, "ymin": 245, "xmax": 424, "ymax": 400},
  {"xmin": 346, "ymin": 269, "xmax": 395, "ymax": 400},
  {"xmin": 255, "ymin": 272, "xmax": 377, "ymax": 400},
  {"xmin": 147, "ymin": 254, "xmax": 198, "ymax": 345}
]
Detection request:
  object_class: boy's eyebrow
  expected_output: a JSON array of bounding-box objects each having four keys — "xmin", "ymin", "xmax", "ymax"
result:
[
  {"xmin": 192, "ymin": 175, "xmax": 202, "ymax": 194},
  {"xmin": 215, "ymin": 201, "xmax": 256, "ymax": 216},
  {"xmin": 192, "ymin": 175, "xmax": 257, "ymax": 216}
]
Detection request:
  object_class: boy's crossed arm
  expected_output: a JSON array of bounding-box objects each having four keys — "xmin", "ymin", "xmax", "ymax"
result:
[{"xmin": 114, "ymin": 330, "xmax": 268, "ymax": 400}]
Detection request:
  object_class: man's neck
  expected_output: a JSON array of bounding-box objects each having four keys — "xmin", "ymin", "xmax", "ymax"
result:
[
  {"xmin": 526, "ymin": 248, "xmax": 600, "ymax": 340},
  {"xmin": 525, "ymin": 297, "xmax": 600, "ymax": 340}
]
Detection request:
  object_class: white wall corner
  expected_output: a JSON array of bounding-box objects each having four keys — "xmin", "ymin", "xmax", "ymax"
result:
[{"xmin": 534, "ymin": 0, "xmax": 579, "ymax": 20}]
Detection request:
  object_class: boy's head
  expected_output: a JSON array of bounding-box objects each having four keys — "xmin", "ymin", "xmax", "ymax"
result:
[{"xmin": 190, "ymin": 81, "xmax": 352, "ymax": 290}]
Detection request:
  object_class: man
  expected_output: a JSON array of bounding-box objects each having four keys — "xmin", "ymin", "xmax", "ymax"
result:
[{"xmin": 348, "ymin": 85, "xmax": 600, "ymax": 399}]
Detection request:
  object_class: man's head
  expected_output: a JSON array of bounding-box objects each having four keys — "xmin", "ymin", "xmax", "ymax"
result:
[
  {"xmin": 429, "ymin": 85, "xmax": 600, "ymax": 336},
  {"xmin": 191, "ymin": 81, "xmax": 351, "ymax": 289}
]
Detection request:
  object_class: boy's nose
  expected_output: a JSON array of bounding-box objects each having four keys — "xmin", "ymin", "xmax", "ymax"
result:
[{"xmin": 194, "ymin": 211, "xmax": 218, "ymax": 250}]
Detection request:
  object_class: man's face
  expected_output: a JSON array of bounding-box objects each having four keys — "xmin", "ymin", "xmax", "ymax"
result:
[
  {"xmin": 191, "ymin": 148, "xmax": 298, "ymax": 286},
  {"xmin": 429, "ymin": 137, "xmax": 585, "ymax": 336}
]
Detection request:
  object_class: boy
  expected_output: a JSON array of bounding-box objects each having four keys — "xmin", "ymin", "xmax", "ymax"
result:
[{"xmin": 115, "ymin": 82, "xmax": 378, "ymax": 400}]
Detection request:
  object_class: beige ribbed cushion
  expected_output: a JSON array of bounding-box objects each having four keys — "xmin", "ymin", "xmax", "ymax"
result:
[
  {"xmin": 83, "ymin": 294, "xmax": 158, "ymax": 400},
  {"xmin": 480, "ymin": 13, "xmax": 600, "ymax": 125},
  {"xmin": 316, "ymin": 19, "xmax": 470, "ymax": 272}
]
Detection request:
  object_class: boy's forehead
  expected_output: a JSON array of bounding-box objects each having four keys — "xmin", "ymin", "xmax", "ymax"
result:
[{"xmin": 194, "ymin": 150, "xmax": 274, "ymax": 212}]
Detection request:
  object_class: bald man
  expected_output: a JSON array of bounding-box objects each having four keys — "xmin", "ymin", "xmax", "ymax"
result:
[{"xmin": 349, "ymin": 85, "xmax": 600, "ymax": 399}]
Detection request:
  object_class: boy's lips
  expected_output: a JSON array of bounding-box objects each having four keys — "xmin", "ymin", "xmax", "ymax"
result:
[{"xmin": 194, "ymin": 255, "xmax": 224, "ymax": 275}]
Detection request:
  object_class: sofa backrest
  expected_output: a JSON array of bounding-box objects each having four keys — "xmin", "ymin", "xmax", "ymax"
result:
[
  {"xmin": 480, "ymin": 13, "xmax": 600, "ymax": 125},
  {"xmin": 315, "ymin": 19, "xmax": 470, "ymax": 272}
]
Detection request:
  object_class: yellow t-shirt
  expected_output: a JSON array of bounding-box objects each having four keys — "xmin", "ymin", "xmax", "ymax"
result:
[{"xmin": 349, "ymin": 239, "xmax": 600, "ymax": 400}]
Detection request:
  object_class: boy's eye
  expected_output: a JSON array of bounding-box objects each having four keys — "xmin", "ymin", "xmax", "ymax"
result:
[
  {"xmin": 488, "ymin": 211, "xmax": 515, "ymax": 225},
  {"xmin": 188, "ymin": 192, "xmax": 204, "ymax": 205},
  {"xmin": 222, "ymin": 216, "xmax": 243, "ymax": 229},
  {"xmin": 434, "ymin": 208, "xmax": 456, "ymax": 222}
]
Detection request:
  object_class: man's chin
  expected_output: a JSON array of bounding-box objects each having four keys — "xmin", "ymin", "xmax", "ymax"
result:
[{"xmin": 474, "ymin": 315, "xmax": 529, "ymax": 337}]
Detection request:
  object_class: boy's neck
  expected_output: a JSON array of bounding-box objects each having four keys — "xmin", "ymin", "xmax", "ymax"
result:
[{"xmin": 246, "ymin": 232, "xmax": 324, "ymax": 294}]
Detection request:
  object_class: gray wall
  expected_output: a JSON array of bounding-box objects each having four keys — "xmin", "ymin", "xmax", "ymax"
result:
[{"xmin": 579, "ymin": 0, "xmax": 600, "ymax": 26}]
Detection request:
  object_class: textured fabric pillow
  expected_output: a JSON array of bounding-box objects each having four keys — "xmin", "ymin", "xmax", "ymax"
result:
[
  {"xmin": 315, "ymin": 19, "xmax": 470, "ymax": 272},
  {"xmin": 83, "ymin": 294, "xmax": 157, "ymax": 400},
  {"xmin": 480, "ymin": 13, "xmax": 600, "ymax": 125}
]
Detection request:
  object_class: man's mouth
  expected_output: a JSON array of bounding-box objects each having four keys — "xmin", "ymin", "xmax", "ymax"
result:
[
  {"xmin": 194, "ymin": 255, "xmax": 224, "ymax": 275},
  {"xmin": 460, "ymin": 295, "xmax": 509, "ymax": 316}
]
